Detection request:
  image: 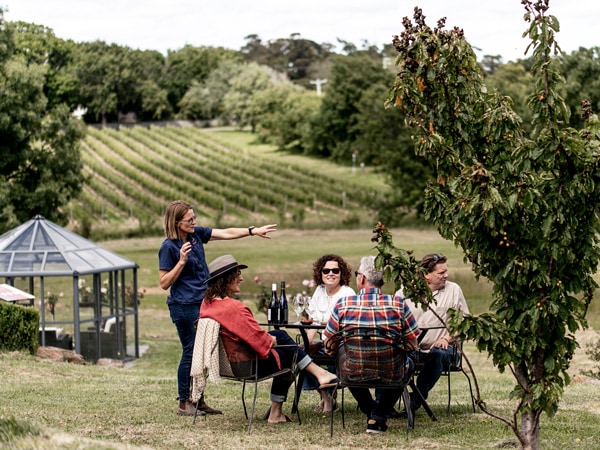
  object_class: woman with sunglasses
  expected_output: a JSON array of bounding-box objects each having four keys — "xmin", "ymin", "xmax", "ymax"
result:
[
  {"xmin": 304, "ymin": 254, "xmax": 355, "ymax": 412},
  {"xmin": 159, "ymin": 200, "xmax": 277, "ymax": 417}
]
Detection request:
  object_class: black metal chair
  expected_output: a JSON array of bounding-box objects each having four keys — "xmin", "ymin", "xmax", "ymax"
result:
[
  {"xmin": 440, "ymin": 339, "xmax": 475, "ymax": 414},
  {"xmin": 327, "ymin": 326, "xmax": 415, "ymax": 437},
  {"xmin": 196, "ymin": 330, "xmax": 300, "ymax": 431},
  {"xmin": 413, "ymin": 327, "xmax": 475, "ymax": 415}
]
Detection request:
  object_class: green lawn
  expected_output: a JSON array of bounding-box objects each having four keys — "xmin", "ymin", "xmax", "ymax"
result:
[{"xmin": 1, "ymin": 228, "xmax": 600, "ymax": 449}]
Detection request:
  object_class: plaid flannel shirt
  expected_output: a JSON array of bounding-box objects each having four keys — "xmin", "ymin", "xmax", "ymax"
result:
[{"xmin": 324, "ymin": 287, "xmax": 419, "ymax": 383}]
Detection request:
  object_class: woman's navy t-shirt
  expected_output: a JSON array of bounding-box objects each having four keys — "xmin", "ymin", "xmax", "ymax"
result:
[{"xmin": 158, "ymin": 226, "xmax": 212, "ymax": 305}]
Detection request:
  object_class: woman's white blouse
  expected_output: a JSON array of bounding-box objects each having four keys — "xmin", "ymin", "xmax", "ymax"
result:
[{"xmin": 307, "ymin": 284, "xmax": 356, "ymax": 324}]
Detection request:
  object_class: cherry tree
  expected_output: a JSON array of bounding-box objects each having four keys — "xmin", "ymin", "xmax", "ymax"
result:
[{"xmin": 376, "ymin": 2, "xmax": 600, "ymax": 449}]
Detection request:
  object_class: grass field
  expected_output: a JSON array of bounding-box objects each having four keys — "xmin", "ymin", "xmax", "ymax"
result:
[
  {"xmin": 1, "ymin": 228, "xmax": 600, "ymax": 449},
  {"xmin": 96, "ymin": 227, "xmax": 600, "ymax": 328}
]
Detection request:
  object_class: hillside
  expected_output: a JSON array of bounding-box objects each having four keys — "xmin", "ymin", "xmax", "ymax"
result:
[{"xmin": 71, "ymin": 124, "xmax": 390, "ymax": 239}]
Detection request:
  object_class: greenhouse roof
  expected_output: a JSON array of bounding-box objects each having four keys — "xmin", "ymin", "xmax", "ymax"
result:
[{"xmin": 0, "ymin": 215, "xmax": 137, "ymax": 277}]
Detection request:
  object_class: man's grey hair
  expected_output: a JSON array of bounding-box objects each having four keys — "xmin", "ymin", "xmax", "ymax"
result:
[{"xmin": 358, "ymin": 256, "xmax": 384, "ymax": 288}]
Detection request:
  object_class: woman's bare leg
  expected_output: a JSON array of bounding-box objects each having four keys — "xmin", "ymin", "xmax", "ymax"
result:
[
  {"xmin": 304, "ymin": 361, "xmax": 338, "ymax": 386},
  {"xmin": 267, "ymin": 401, "xmax": 288, "ymax": 423}
]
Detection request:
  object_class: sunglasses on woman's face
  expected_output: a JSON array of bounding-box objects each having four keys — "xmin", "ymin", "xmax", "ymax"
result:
[{"xmin": 322, "ymin": 268, "xmax": 340, "ymax": 275}]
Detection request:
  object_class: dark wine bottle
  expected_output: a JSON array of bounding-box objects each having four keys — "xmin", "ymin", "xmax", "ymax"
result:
[
  {"xmin": 279, "ymin": 281, "xmax": 289, "ymax": 325},
  {"xmin": 268, "ymin": 283, "xmax": 278, "ymax": 324}
]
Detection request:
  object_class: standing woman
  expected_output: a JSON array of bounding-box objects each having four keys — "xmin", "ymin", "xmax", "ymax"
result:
[{"xmin": 159, "ymin": 200, "xmax": 277, "ymax": 416}]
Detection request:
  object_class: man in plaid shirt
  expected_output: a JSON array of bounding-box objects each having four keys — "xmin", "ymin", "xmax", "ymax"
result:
[{"xmin": 323, "ymin": 256, "xmax": 419, "ymax": 434}]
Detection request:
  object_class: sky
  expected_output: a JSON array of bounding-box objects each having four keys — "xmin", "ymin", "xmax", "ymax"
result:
[{"xmin": 4, "ymin": 0, "xmax": 599, "ymax": 63}]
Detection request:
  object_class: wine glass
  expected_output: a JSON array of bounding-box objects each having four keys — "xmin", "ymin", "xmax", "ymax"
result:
[{"xmin": 292, "ymin": 293, "xmax": 306, "ymax": 324}]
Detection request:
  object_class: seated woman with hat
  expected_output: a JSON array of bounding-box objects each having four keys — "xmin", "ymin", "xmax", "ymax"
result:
[{"xmin": 200, "ymin": 254, "xmax": 339, "ymax": 424}]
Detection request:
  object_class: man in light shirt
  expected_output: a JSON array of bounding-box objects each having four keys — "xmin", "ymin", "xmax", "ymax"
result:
[{"xmin": 395, "ymin": 253, "xmax": 470, "ymax": 413}]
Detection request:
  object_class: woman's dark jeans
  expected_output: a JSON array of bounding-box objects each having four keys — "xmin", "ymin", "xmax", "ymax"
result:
[
  {"xmin": 258, "ymin": 330, "xmax": 311, "ymax": 403},
  {"xmin": 169, "ymin": 303, "xmax": 200, "ymax": 403}
]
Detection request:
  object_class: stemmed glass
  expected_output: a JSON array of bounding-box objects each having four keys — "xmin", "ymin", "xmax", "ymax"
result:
[{"xmin": 292, "ymin": 293, "xmax": 306, "ymax": 324}]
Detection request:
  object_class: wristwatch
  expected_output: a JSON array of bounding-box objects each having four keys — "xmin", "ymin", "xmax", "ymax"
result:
[{"xmin": 248, "ymin": 226, "xmax": 256, "ymax": 236}]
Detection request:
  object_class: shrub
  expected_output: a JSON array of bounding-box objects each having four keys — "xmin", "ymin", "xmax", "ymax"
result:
[
  {"xmin": 583, "ymin": 336, "xmax": 600, "ymax": 379},
  {"xmin": 0, "ymin": 302, "xmax": 40, "ymax": 355}
]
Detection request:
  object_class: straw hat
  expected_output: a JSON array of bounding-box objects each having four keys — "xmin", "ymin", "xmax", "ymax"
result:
[{"xmin": 205, "ymin": 254, "xmax": 248, "ymax": 284}]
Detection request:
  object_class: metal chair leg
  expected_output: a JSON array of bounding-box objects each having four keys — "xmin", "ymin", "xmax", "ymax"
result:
[
  {"xmin": 447, "ymin": 369, "xmax": 452, "ymax": 416},
  {"xmin": 463, "ymin": 369, "xmax": 476, "ymax": 413},
  {"xmin": 409, "ymin": 380, "xmax": 437, "ymax": 421},
  {"xmin": 402, "ymin": 387, "xmax": 414, "ymax": 434},
  {"xmin": 248, "ymin": 378, "xmax": 258, "ymax": 432},
  {"xmin": 329, "ymin": 385, "xmax": 339, "ymax": 438},
  {"xmin": 291, "ymin": 371, "xmax": 305, "ymax": 413},
  {"xmin": 241, "ymin": 381, "xmax": 249, "ymax": 419},
  {"xmin": 446, "ymin": 367, "xmax": 476, "ymax": 415},
  {"xmin": 192, "ymin": 401, "xmax": 202, "ymax": 425},
  {"xmin": 341, "ymin": 388, "xmax": 346, "ymax": 428}
]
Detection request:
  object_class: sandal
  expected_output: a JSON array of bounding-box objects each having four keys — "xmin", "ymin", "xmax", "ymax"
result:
[
  {"xmin": 268, "ymin": 414, "xmax": 293, "ymax": 424},
  {"xmin": 318, "ymin": 377, "xmax": 339, "ymax": 391}
]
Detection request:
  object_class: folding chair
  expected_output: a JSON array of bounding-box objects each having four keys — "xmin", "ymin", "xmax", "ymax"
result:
[
  {"xmin": 201, "ymin": 330, "xmax": 301, "ymax": 431},
  {"xmin": 327, "ymin": 326, "xmax": 414, "ymax": 437}
]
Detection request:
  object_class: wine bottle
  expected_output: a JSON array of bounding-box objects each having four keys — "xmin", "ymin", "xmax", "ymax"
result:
[
  {"xmin": 268, "ymin": 283, "xmax": 278, "ymax": 324},
  {"xmin": 279, "ymin": 281, "xmax": 289, "ymax": 325},
  {"xmin": 274, "ymin": 284, "xmax": 282, "ymax": 324}
]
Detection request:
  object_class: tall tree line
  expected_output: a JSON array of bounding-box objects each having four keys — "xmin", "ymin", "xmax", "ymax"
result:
[
  {"xmin": 4, "ymin": 10, "xmax": 600, "ymax": 233},
  {"xmin": 0, "ymin": 10, "xmax": 84, "ymax": 232}
]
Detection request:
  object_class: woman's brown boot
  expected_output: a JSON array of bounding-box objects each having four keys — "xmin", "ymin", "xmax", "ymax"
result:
[{"xmin": 196, "ymin": 394, "xmax": 223, "ymax": 415}]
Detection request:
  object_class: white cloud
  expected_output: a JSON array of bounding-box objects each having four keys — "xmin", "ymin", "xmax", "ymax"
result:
[{"xmin": 4, "ymin": 0, "xmax": 599, "ymax": 62}]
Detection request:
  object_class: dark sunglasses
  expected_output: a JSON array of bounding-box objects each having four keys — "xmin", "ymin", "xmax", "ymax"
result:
[{"xmin": 322, "ymin": 268, "xmax": 340, "ymax": 275}]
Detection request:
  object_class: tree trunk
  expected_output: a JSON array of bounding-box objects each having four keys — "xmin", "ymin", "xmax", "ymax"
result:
[{"xmin": 517, "ymin": 410, "xmax": 540, "ymax": 450}]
